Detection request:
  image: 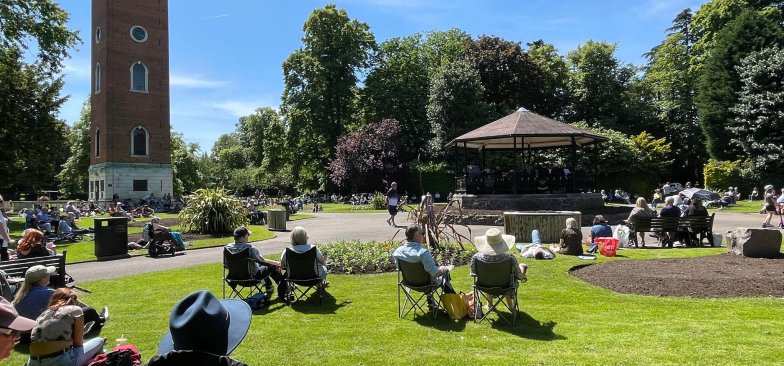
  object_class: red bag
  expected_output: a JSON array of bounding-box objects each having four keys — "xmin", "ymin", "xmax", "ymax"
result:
[
  {"xmin": 464, "ymin": 292, "xmax": 483, "ymax": 319},
  {"xmin": 596, "ymin": 237, "xmax": 619, "ymax": 257}
]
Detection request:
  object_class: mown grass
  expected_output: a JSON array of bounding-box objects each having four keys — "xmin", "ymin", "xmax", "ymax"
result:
[
  {"xmin": 9, "ymin": 247, "xmax": 783, "ymax": 365},
  {"xmin": 709, "ymin": 199, "xmax": 767, "ymax": 214},
  {"xmin": 6, "ymin": 214, "xmax": 275, "ymax": 263},
  {"xmin": 318, "ymin": 202, "xmax": 419, "ymax": 214}
]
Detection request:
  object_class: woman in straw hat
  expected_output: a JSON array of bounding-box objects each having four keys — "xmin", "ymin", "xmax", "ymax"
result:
[
  {"xmin": 558, "ymin": 218, "xmax": 584, "ymax": 256},
  {"xmin": 472, "ymin": 228, "xmax": 528, "ymax": 311}
]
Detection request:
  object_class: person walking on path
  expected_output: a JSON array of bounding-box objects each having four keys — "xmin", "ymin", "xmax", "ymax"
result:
[{"xmin": 385, "ymin": 182, "xmax": 400, "ymax": 227}]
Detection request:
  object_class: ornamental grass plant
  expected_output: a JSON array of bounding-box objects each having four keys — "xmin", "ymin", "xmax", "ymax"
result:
[{"xmin": 178, "ymin": 188, "xmax": 249, "ymax": 235}]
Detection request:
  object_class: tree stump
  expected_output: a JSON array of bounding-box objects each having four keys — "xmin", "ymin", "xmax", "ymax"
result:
[
  {"xmin": 267, "ymin": 209, "xmax": 287, "ymax": 231},
  {"xmin": 504, "ymin": 211, "xmax": 581, "ymax": 243},
  {"xmin": 727, "ymin": 228, "xmax": 782, "ymax": 258}
]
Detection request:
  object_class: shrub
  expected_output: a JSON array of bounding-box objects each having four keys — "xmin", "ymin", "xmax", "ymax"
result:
[
  {"xmin": 370, "ymin": 192, "xmax": 386, "ymax": 210},
  {"xmin": 320, "ymin": 240, "xmax": 476, "ymax": 274},
  {"xmin": 179, "ymin": 188, "xmax": 249, "ymax": 235},
  {"xmin": 703, "ymin": 158, "xmax": 748, "ymax": 191}
]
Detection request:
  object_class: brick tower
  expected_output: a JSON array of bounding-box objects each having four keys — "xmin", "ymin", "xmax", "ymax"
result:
[{"xmin": 89, "ymin": 0, "xmax": 173, "ymax": 203}]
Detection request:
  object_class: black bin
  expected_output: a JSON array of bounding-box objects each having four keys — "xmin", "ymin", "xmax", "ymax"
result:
[{"xmin": 94, "ymin": 217, "xmax": 129, "ymax": 260}]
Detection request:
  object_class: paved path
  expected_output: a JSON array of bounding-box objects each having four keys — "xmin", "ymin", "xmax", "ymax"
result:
[{"xmin": 67, "ymin": 211, "xmax": 771, "ymax": 283}]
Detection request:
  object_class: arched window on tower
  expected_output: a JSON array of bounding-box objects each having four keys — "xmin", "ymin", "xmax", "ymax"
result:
[
  {"xmin": 130, "ymin": 61, "xmax": 148, "ymax": 92},
  {"xmin": 95, "ymin": 128, "xmax": 100, "ymax": 157},
  {"xmin": 131, "ymin": 126, "xmax": 149, "ymax": 156},
  {"xmin": 95, "ymin": 63, "xmax": 101, "ymax": 93}
]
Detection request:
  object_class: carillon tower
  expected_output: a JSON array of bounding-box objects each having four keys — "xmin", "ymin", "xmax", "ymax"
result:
[{"xmin": 89, "ymin": 0, "xmax": 173, "ymax": 202}]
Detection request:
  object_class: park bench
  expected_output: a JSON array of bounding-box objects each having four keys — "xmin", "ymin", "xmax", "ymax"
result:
[
  {"xmin": 627, "ymin": 217, "xmax": 681, "ymax": 248},
  {"xmin": 677, "ymin": 213, "xmax": 716, "ymax": 247},
  {"xmin": 628, "ymin": 214, "xmax": 716, "ymax": 248},
  {"xmin": 0, "ymin": 251, "xmax": 69, "ymax": 288}
]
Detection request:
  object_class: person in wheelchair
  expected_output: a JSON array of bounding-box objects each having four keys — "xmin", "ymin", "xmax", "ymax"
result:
[{"xmin": 147, "ymin": 217, "xmax": 186, "ymax": 252}]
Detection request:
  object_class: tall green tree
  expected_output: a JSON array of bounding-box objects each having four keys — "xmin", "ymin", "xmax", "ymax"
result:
[
  {"xmin": 171, "ymin": 132, "xmax": 203, "ymax": 196},
  {"xmin": 526, "ymin": 40, "xmax": 570, "ymax": 119},
  {"xmin": 696, "ymin": 7, "xmax": 784, "ymax": 160},
  {"xmin": 361, "ymin": 35, "xmax": 430, "ymax": 162},
  {"xmin": 427, "ymin": 60, "xmax": 491, "ymax": 156},
  {"xmin": 465, "ymin": 35, "xmax": 549, "ymax": 119},
  {"xmin": 0, "ymin": 0, "xmax": 79, "ymax": 74},
  {"xmin": 58, "ymin": 100, "xmax": 91, "ymax": 197},
  {"xmin": 730, "ymin": 46, "xmax": 784, "ymax": 182},
  {"xmin": 565, "ymin": 40, "xmax": 638, "ymax": 132},
  {"xmin": 644, "ymin": 9, "xmax": 706, "ymax": 180},
  {"xmin": 281, "ymin": 5, "xmax": 375, "ymax": 190},
  {"xmin": 236, "ymin": 107, "xmax": 278, "ymax": 164},
  {"xmin": 0, "ymin": 49, "xmax": 69, "ymax": 197}
]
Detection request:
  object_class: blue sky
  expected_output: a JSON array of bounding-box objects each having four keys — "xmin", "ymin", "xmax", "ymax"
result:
[{"xmin": 56, "ymin": 0, "xmax": 708, "ymax": 152}]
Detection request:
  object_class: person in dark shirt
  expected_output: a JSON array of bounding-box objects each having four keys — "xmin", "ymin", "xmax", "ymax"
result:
[
  {"xmin": 589, "ymin": 215, "xmax": 613, "ymax": 243},
  {"xmin": 680, "ymin": 198, "xmax": 709, "ymax": 244},
  {"xmin": 658, "ymin": 196, "xmax": 681, "ymax": 218}
]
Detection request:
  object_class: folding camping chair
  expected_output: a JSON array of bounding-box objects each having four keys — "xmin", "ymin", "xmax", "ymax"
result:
[
  {"xmin": 222, "ymin": 248, "xmax": 265, "ymax": 300},
  {"xmin": 471, "ymin": 257, "xmax": 521, "ymax": 325},
  {"xmin": 396, "ymin": 259, "xmax": 442, "ymax": 320},
  {"xmin": 281, "ymin": 247, "xmax": 327, "ymax": 305}
]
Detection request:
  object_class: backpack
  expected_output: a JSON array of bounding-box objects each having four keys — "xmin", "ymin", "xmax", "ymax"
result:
[
  {"xmin": 245, "ymin": 292, "xmax": 269, "ymax": 310},
  {"xmin": 87, "ymin": 345, "xmax": 142, "ymax": 366}
]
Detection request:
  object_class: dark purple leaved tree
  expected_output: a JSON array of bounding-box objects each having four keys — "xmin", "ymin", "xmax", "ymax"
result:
[{"xmin": 329, "ymin": 119, "xmax": 402, "ymax": 193}]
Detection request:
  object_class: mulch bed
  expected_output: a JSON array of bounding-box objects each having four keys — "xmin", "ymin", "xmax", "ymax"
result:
[{"xmin": 570, "ymin": 253, "xmax": 784, "ymax": 298}]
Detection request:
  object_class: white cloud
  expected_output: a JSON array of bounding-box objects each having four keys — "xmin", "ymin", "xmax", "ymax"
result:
[
  {"xmin": 203, "ymin": 14, "xmax": 230, "ymax": 20},
  {"xmin": 210, "ymin": 99, "xmax": 277, "ymax": 117},
  {"xmin": 170, "ymin": 74, "xmax": 229, "ymax": 88},
  {"xmin": 62, "ymin": 59, "xmax": 90, "ymax": 79}
]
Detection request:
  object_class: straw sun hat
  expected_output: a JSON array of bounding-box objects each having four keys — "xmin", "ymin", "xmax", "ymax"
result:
[{"xmin": 473, "ymin": 228, "xmax": 516, "ymax": 255}]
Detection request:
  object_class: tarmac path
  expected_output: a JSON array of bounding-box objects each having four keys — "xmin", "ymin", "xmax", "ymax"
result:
[{"xmin": 67, "ymin": 211, "xmax": 772, "ymax": 283}]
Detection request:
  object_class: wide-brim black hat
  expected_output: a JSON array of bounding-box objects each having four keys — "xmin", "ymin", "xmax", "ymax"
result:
[{"xmin": 157, "ymin": 290, "xmax": 251, "ymax": 356}]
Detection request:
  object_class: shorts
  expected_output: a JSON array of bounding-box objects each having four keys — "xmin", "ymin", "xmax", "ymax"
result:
[{"xmin": 388, "ymin": 206, "xmax": 398, "ymax": 216}]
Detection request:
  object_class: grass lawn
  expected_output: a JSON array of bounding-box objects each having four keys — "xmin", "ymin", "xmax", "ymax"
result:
[
  {"xmin": 6, "ymin": 214, "xmax": 275, "ymax": 263},
  {"xmin": 709, "ymin": 200, "xmax": 767, "ymax": 214},
  {"xmin": 318, "ymin": 202, "xmax": 419, "ymax": 214},
  {"xmin": 9, "ymin": 247, "xmax": 783, "ymax": 365}
]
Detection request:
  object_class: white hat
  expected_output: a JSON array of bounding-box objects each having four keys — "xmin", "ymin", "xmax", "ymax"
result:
[{"xmin": 473, "ymin": 228, "xmax": 515, "ymax": 255}]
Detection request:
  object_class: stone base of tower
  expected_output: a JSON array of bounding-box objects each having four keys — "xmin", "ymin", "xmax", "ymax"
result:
[{"xmin": 88, "ymin": 163, "xmax": 173, "ymax": 203}]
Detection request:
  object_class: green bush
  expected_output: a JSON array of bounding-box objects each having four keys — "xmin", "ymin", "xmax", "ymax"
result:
[
  {"xmin": 370, "ymin": 192, "xmax": 386, "ymax": 210},
  {"xmin": 703, "ymin": 159, "xmax": 747, "ymax": 191},
  {"xmin": 321, "ymin": 240, "xmax": 476, "ymax": 274},
  {"xmin": 179, "ymin": 188, "xmax": 249, "ymax": 235}
]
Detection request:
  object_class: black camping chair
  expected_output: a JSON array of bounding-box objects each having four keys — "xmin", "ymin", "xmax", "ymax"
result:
[
  {"xmin": 223, "ymin": 248, "xmax": 265, "ymax": 300},
  {"xmin": 396, "ymin": 259, "xmax": 442, "ymax": 320},
  {"xmin": 472, "ymin": 257, "xmax": 522, "ymax": 325},
  {"xmin": 281, "ymin": 247, "xmax": 327, "ymax": 305}
]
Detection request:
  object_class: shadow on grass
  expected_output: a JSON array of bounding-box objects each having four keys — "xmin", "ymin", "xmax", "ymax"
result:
[
  {"xmin": 411, "ymin": 311, "xmax": 468, "ymax": 332},
  {"xmin": 253, "ymin": 291, "xmax": 349, "ymax": 315},
  {"xmin": 488, "ymin": 311, "xmax": 563, "ymax": 340}
]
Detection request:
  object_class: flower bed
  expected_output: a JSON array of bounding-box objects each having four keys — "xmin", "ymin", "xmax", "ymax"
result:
[{"xmin": 321, "ymin": 240, "xmax": 476, "ymax": 274}]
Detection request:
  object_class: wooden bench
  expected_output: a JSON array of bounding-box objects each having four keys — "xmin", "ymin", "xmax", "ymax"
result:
[
  {"xmin": 627, "ymin": 217, "xmax": 680, "ymax": 248},
  {"xmin": 628, "ymin": 214, "xmax": 716, "ymax": 248},
  {"xmin": 678, "ymin": 213, "xmax": 716, "ymax": 247},
  {"xmin": 0, "ymin": 251, "xmax": 69, "ymax": 287}
]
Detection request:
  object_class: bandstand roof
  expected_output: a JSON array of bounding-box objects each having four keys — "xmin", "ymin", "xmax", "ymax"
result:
[{"xmin": 447, "ymin": 108, "xmax": 608, "ymax": 150}]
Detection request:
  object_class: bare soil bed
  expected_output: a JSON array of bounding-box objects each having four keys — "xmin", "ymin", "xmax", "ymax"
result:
[{"xmin": 571, "ymin": 253, "xmax": 784, "ymax": 298}]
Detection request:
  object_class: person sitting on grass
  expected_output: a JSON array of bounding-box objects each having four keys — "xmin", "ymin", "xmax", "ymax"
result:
[
  {"xmin": 148, "ymin": 291, "xmax": 251, "ymax": 366},
  {"xmin": 64, "ymin": 201, "xmax": 81, "ymax": 219},
  {"xmin": 13, "ymin": 266, "xmax": 108, "ymax": 342},
  {"xmin": 557, "ymin": 218, "xmax": 583, "ymax": 256},
  {"xmin": 280, "ymin": 226, "xmax": 328, "ymax": 282},
  {"xmin": 0, "ymin": 298, "xmax": 36, "ymax": 361},
  {"xmin": 16, "ymin": 229, "xmax": 54, "ymax": 258},
  {"xmin": 590, "ymin": 215, "xmax": 613, "ymax": 244},
  {"xmin": 393, "ymin": 224, "xmax": 456, "ymax": 309},
  {"xmin": 225, "ymin": 226, "xmax": 287, "ymax": 301},
  {"xmin": 28, "ymin": 288, "xmax": 107, "ymax": 366},
  {"xmin": 471, "ymin": 228, "xmax": 528, "ymax": 312}
]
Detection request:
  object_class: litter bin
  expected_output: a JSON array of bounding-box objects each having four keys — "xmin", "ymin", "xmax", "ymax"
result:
[
  {"xmin": 267, "ymin": 209, "xmax": 287, "ymax": 231},
  {"xmin": 94, "ymin": 217, "xmax": 129, "ymax": 260}
]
